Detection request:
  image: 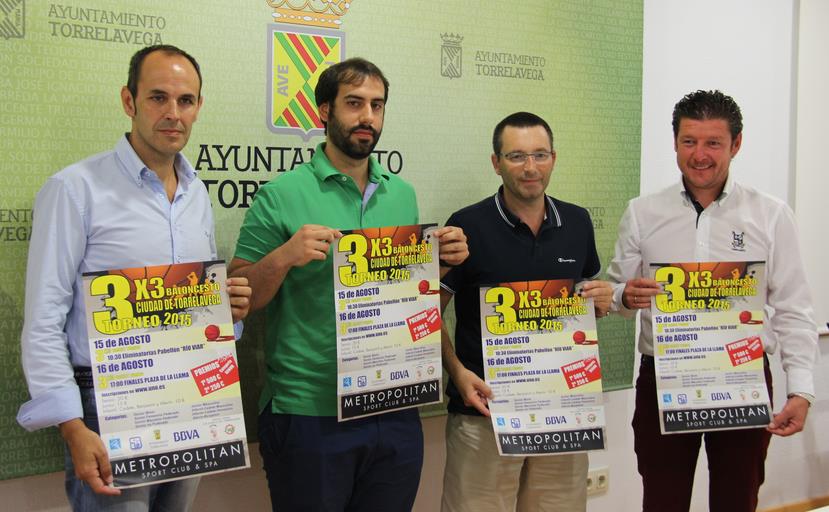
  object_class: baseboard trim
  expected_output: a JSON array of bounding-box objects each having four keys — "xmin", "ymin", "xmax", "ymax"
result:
[{"xmin": 761, "ymin": 496, "xmax": 829, "ymax": 512}]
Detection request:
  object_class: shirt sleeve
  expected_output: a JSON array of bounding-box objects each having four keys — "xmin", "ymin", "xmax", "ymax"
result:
[
  {"xmin": 17, "ymin": 178, "xmax": 86, "ymax": 431},
  {"xmin": 606, "ymin": 201, "xmax": 640, "ymax": 318},
  {"xmin": 207, "ymin": 199, "xmax": 218, "ymax": 261},
  {"xmin": 766, "ymin": 203, "xmax": 818, "ymax": 396},
  {"xmin": 234, "ymin": 186, "xmax": 286, "ymax": 264}
]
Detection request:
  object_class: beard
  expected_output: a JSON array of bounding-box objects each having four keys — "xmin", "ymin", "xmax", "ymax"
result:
[{"xmin": 326, "ymin": 109, "xmax": 382, "ymax": 160}]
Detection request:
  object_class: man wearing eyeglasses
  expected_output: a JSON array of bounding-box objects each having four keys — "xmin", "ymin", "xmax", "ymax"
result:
[{"xmin": 439, "ymin": 112, "xmax": 612, "ymax": 512}]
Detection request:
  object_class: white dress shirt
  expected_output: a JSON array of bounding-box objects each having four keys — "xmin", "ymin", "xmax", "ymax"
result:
[{"xmin": 607, "ymin": 177, "xmax": 818, "ymax": 395}]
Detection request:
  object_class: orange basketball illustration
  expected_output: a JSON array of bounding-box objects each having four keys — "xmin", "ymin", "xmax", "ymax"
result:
[
  {"xmin": 110, "ymin": 262, "xmax": 205, "ymax": 304},
  {"xmin": 501, "ymin": 279, "xmax": 573, "ymax": 300},
  {"xmin": 671, "ymin": 262, "xmax": 747, "ymax": 281},
  {"xmin": 500, "ymin": 280, "xmax": 574, "ymax": 312},
  {"xmin": 353, "ymin": 225, "xmax": 423, "ymax": 247},
  {"xmin": 666, "ymin": 262, "xmax": 748, "ymax": 291}
]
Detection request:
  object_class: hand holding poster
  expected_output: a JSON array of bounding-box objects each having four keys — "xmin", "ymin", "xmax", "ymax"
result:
[
  {"xmin": 83, "ymin": 261, "xmax": 249, "ymax": 488},
  {"xmin": 650, "ymin": 261, "xmax": 771, "ymax": 434},
  {"xmin": 334, "ymin": 224, "xmax": 442, "ymax": 421},
  {"xmin": 480, "ymin": 280, "xmax": 606, "ymax": 456}
]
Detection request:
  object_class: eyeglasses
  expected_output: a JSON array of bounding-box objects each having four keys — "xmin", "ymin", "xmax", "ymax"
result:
[{"xmin": 499, "ymin": 151, "xmax": 554, "ymax": 164}]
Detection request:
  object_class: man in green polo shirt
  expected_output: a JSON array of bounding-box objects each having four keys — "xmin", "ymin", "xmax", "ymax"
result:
[{"xmin": 229, "ymin": 57, "xmax": 468, "ymax": 511}]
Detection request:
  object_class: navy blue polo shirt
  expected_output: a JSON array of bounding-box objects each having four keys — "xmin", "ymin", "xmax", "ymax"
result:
[{"xmin": 441, "ymin": 187, "xmax": 601, "ymax": 415}]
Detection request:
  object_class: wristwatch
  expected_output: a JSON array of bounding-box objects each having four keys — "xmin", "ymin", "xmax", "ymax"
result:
[{"xmin": 787, "ymin": 392, "xmax": 815, "ymax": 406}]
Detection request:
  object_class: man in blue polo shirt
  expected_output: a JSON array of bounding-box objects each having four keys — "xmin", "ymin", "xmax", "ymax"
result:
[{"xmin": 439, "ymin": 112, "xmax": 612, "ymax": 512}]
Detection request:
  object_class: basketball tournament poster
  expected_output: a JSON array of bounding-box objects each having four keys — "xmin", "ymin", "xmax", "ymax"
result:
[
  {"xmin": 480, "ymin": 280, "xmax": 606, "ymax": 456},
  {"xmin": 333, "ymin": 224, "xmax": 442, "ymax": 421},
  {"xmin": 81, "ymin": 261, "xmax": 249, "ymax": 487},
  {"xmin": 650, "ymin": 261, "xmax": 771, "ymax": 434}
]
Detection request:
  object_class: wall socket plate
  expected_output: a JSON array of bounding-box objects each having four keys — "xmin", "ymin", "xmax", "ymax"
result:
[{"xmin": 586, "ymin": 466, "xmax": 609, "ymax": 496}]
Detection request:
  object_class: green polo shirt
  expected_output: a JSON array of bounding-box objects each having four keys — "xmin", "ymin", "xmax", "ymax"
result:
[{"xmin": 235, "ymin": 143, "xmax": 419, "ymax": 416}]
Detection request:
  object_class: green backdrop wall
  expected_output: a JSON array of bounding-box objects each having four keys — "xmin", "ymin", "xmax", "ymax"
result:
[{"xmin": 0, "ymin": 0, "xmax": 642, "ymax": 479}]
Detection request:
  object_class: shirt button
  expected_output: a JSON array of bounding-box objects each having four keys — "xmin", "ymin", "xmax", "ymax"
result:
[{"xmin": 341, "ymin": 176, "xmax": 347, "ymax": 182}]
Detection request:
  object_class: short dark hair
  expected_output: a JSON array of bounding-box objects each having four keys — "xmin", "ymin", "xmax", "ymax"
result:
[
  {"xmin": 314, "ymin": 57, "xmax": 389, "ymax": 119},
  {"xmin": 492, "ymin": 112, "xmax": 554, "ymax": 155},
  {"xmin": 127, "ymin": 45, "xmax": 202, "ymax": 99},
  {"xmin": 672, "ymin": 90, "xmax": 742, "ymax": 140}
]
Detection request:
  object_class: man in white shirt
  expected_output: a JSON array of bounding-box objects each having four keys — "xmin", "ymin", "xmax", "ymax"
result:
[{"xmin": 607, "ymin": 90, "xmax": 817, "ymax": 512}]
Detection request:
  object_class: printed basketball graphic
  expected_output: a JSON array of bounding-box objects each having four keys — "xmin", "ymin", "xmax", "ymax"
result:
[
  {"xmin": 501, "ymin": 280, "xmax": 573, "ymax": 299},
  {"xmin": 499, "ymin": 279, "xmax": 574, "ymax": 313},
  {"xmin": 353, "ymin": 225, "xmax": 423, "ymax": 246},
  {"xmin": 204, "ymin": 323, "xmax": 235, "ymax": 342},
  {"xmin": 738, "ymin": 310, "xmax": 763, "ymax": 325},
  {"xmin": 418, "ymin": 279, "xmax": 439, "ymax": 295},
  {"xmin": 573, "ymin": 330, "xmax": 598, "ymax": 345},
  {"xmin": 204, "ymin": 324, "xmax": 220, "ymax": 340},
  {"xmin": 671, "ymin": 262, "xmax": 747, "ymax": 281},
  {"xmin": 110, "ymin": 262, "xmax": 205, "ymax": 305}
]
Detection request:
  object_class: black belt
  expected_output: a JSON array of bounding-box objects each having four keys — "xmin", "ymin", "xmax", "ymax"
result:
[{"xmin": 74, "ymin": 366, "xmax": 93, "ymax": 388}]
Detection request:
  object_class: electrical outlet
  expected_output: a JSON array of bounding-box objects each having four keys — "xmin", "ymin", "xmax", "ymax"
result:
[
  {"xmin": 587, "ymin": 466, "xmax": 609, "ymax": 496},
  {"xmin": 596, "ymin": 467, "xmax": 609, "ymax": 491}
]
